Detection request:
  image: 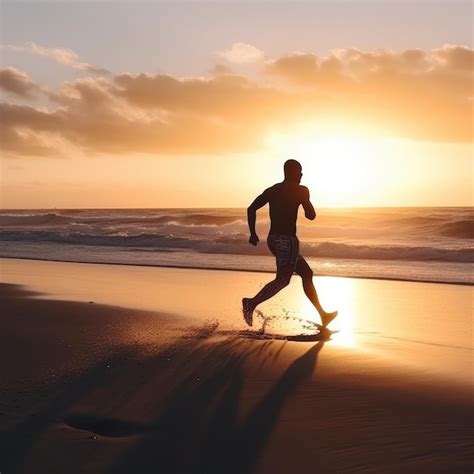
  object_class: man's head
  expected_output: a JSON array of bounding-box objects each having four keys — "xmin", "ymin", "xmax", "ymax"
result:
[{"xmin": 283, "ymin": 159, "xmax": 302, "ymax": 184}]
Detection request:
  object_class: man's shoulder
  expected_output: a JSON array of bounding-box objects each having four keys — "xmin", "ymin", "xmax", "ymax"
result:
[
  {"xmin": 263, "ymin": 183, "xmax": 280, "ymax": 195},
  {"xmin": 266, "ymin": 183, "xmax": 308, "ymax": 194},
  {"xmin": 298, "ymin": 185, "xmax": 310, "ymax": 196}
]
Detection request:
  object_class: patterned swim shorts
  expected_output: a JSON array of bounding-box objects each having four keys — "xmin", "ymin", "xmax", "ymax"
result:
[{"xmin": 267, "ymin": 234, "xmax": 302, "ymax": 271}]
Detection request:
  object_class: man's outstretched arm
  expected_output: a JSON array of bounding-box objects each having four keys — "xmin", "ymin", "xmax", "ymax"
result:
[
  {"xmin": 301, "ymin": 186, "xmax": 316, "ymax": 220},
  {"xmin": 247, "ymin": 190, "xmax": 269, "ymax": 246}
]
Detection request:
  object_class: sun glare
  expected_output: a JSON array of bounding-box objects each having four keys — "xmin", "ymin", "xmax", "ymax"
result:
[
  {"xmin": 265, "ymin": 131, "xmax": 393, "ymax": 206},
  {"xmin": 291, "ymin": 277, "xmax": 356, "ymax": 347}
]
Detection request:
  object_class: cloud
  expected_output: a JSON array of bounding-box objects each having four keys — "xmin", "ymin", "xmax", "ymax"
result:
[
  {"xmin": 0, "ymin": 102, "xmax": 67, "ymax": 157},
  {"xmin": 263, "ymin": 44, "xmax": 473, "ymax": 141},
  {"xmin": 1, "ymin": 44, "xmax": 472, "ymax": 158},
  {"xmin": 265, "ymin": 52, "xmax": 320, "ymax": 84},
  {"xmin": 210, "ymin": 63, "xmax": 234, "ymax": 76},
  {"xmin": 0, "ymin": 72, "xmax": 303, "ymax": 158},
  {"xmin": 433, "ymin": 44, "xmax": 474, "ymax": 71},
  {"xmin": 1, "ymin": 42, "xmax": 110, "ymax": 74},
  {"xmin": 0, "ymin": 67, "xmax": 40, "ymax": 98},
  {"xmin": 217, "ymin": 42, "xmax": 264, "ymax": 64},
  {"xmin": 265, "ymin": 44, "xmax": 473, "ymax": 85}
]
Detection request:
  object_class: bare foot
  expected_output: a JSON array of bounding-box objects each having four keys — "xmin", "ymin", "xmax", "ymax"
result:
[
  {"xmin": 242, "ymin": 298, "xmax": 255, "ymax": 327},
  {"xmin": 321, "ymin": 310, "xmax": 338, "ymax": 327}
]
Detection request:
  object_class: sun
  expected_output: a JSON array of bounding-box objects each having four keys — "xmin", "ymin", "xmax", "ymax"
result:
[
  {"xmin": 296, "ymin": 138, "xmax": 369, "ymax": 200},
  {"xmin": 265, "ymin": 132, "xmax": 385, "ymax": 207}
]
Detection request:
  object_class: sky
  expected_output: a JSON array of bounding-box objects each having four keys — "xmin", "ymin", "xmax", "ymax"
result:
[{"xmin": 1, "ymin": 0, "xmax": 473, "ymax": 208}]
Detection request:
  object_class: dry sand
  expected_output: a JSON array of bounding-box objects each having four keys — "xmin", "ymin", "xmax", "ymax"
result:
[{"xmin": 0, "ymin": 258, "xmax": 472, "ymax": 473}]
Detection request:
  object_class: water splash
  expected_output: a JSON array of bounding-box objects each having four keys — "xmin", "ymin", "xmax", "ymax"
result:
[{"xmin": 255, "ymin": 310, "xmax": 321, "ymax": 337}]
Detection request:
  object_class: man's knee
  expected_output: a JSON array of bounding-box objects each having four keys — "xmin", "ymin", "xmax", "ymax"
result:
[
  {"xmin": 299, "ymin": 266, "xmax": 313, "ymax": 281},
  {"xmin": 276, "ymin": 271, "xmax": 292, "ymax": 288}
]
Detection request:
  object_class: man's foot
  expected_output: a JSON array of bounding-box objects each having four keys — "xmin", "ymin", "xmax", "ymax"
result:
[
  {"xmin": 242, "ymin": 298, "xmax": 255, "ymax": 327},
  {"xmin": 320, "ymin": 310, "xmax": 338, "ymax": 328}
]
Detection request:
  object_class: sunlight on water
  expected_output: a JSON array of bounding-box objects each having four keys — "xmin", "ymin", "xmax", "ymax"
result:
[{"xmin": 294, "ymin": 277, "xmax": 356, "ymax": 347}]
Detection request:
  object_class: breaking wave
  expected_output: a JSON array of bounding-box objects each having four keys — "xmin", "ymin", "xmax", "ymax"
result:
[
  {"xmin": 0, "ymin": 229, "xmax": 472, "ymax": 263},
  {"xmin": 0, "ymin": 208, "xmax": 472, "ymax": 267}
]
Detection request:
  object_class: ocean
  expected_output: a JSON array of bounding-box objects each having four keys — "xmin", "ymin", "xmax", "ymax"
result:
[{"xmin": 0, "ymin": 207, "xmax": 472, "ymax": 284}]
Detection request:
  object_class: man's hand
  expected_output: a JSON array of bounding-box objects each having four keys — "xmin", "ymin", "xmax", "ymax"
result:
[
  {"xmin": 301, "ymin": 186, "xmax": 316, "ymax": 220},
  {"xmin": 247, "ymin": 190, "xmax": 269, "ymax": 245},
  {"xmin": 249, "ymin": 234, "xmax": 259, "ymax": 246}
]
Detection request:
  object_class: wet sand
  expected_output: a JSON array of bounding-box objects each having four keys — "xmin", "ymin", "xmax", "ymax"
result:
[{"xmin": 0, "ymin": 258, "xmax": 472, "ymax": 473}]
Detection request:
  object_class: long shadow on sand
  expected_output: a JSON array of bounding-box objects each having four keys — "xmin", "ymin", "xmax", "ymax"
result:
[
  {"xmin": 58, "ymin": 326, "xmax": 325, "ymax": 473},
  {"xmin": 0, "ymin": 284, "xmax": 326, "ymax": 473},
  {"xmin": 98, "ymin": 336, "xmax": 325, "ymax": 474}
]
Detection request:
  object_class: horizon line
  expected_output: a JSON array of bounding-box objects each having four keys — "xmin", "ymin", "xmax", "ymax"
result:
[{"xmin": 1, "ymin": 205, "xmax": 473, "ymax": 211}]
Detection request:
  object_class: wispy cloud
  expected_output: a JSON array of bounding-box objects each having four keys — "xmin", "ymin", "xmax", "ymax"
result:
[
  {"xmin": 0, "ymin": 67, "xmax": 40, "ymax": 98},
  {"xmin": 1, "ymin": 42, "xmax": 110, "ymax": 74}
]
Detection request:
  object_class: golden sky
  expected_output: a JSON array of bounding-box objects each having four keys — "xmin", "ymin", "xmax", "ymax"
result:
[{"xmin": 0, "ymin": 2, "xmax": 472, "ymax": 208}]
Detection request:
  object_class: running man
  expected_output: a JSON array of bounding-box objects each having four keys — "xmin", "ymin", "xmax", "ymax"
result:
[{"xmin": 242, "ymin": 159, "xmax": 338, "ymax": 327}]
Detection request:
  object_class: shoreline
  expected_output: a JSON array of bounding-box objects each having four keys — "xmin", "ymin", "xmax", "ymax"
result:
[{"xmin": 1, "ymin": 255, "xmax": 472, "ymax": 286}]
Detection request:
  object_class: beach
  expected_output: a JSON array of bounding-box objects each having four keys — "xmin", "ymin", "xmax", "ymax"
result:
[
  {"xmin": 3, "ymin": 0, "xmax": 473, "ymax": 472},
  {"xmin": 0, "ymin": 257, "xmax": 472, "ymax": 473}
]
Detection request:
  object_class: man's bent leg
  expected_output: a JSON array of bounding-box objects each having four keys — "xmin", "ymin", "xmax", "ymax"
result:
[
  {"xmin": 251, "ymin": 266, "xmax": 293, "ymax": 307},
  {"xmin": 295, "ymin": 257, "xmax": 337, "ymax": 326},
  {"xmin": 243, "ymin": 266, "xmax": 293, "ymax": 326}
]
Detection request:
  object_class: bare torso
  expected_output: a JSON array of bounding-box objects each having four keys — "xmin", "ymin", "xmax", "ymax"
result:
[{"xmin": 266, "ymin": 182, "xmax": 306, "ymax": 236}]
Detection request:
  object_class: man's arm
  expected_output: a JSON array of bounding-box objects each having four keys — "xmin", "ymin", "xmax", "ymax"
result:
[
  {"xmin": 301, "ymin": 186, "xmax": 316, "ymax": 220},
  {"xmin": 247, "ymin": 189, "xmax": 270, "ymax": 246}
]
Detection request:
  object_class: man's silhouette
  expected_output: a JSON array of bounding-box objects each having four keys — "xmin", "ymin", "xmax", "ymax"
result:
[{"xmin": 242, "ymin": 159, "xmax": 338, "ymax": 327}]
